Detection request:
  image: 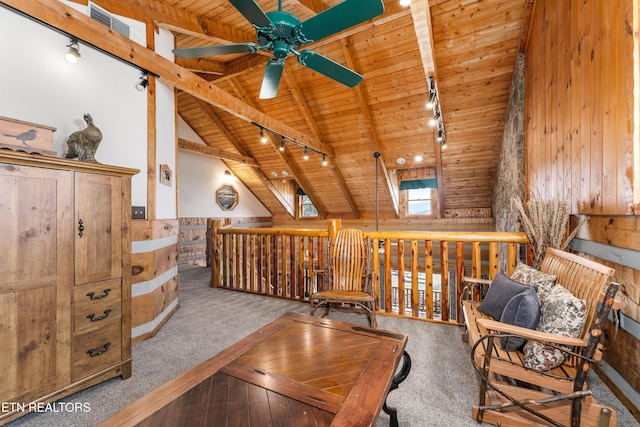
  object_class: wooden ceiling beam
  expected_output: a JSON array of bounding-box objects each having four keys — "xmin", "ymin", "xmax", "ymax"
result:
[
  {"xmin": 227, "ymin": 78, "xmax": 329, "ymax": 219},
  {"xmin": 83, "ymin": 0, "xmax": 254, "ymax": 43},
  {"xmin": 410, "ymin": 0, "xmax": 444, "ymax": 217},
  {"xmin": 6, "ymin": 0, "xmax": 332, "ymax": 157},
  {"xmin": 175, "ymin": 58, "xmax": 226, "ymax": 75},
  {"xmin": 340, "ymin": 38, "xmax": 398, "ymax": 218},
  {"xmin": 282, "ymin": 67, "xmax": 361, "ymax": 218},
  {"xmin": 192, "ymin": 98, "xmax": 296, "ymax": 217},
  {"xmin": 178, "ymin": 138, "xmax": 258, "ymax": 166}
]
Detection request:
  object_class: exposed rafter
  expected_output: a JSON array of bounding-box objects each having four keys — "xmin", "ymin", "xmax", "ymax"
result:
[
  {"xmin": 227, "ymin": 78, "xmax": 328, "ymax": 219},
  {"xmin": 340, "ymin": 38, "xmax": 398, "ymax": 217},
  {"xmin": 191, "ymin": 98, "xmax": 296, "ymax": 217},
  {"xmin": 410, "ymin": 0, "xmax": 444, "ymax": 217},
  {"xmin": 178, "ymin": 138, "xmax": 259, "ymax": 166}
]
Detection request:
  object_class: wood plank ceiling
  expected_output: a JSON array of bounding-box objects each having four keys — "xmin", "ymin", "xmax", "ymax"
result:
[{"xmin": 90, "ymin": 0, "xmax": 531, "ymax": 221}]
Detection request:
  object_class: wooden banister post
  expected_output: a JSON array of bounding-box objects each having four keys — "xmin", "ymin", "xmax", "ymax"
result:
[
  {"xmin": 328, "ymin": 219, "xmax": 341, "ymax": 242},
  {"xmin": 211, "ymin": 219, "xmax": 222, "ymax": 288}
]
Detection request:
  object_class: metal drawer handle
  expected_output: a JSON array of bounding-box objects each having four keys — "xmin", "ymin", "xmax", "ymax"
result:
[
  {"xmin": 86, "ymin": 289, "xmax": 111, "ymax": 300},
  {"xmin": 86, "ymin": 342, "xmax": 111, "ymax": 357},
  {"xmin": 87, "ymin": 309, "xmax": 112, "ymax": 322}
]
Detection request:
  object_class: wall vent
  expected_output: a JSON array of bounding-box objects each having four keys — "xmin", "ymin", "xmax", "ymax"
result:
[{"xmin": 90, "ymin": 4, "xmax": 130, "ymax": 39}]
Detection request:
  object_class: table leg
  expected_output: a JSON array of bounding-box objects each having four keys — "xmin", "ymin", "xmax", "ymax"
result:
[{"xmin": 383, "ymin": 350, "xmax": 412, "ymax": 427}]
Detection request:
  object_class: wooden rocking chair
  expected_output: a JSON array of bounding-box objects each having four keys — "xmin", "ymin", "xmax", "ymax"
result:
[
  {"xmin": 310, "ymin": 228, "xmax": 376, "ymax": 328},
  {"xmin": 462, "ymin": 248, "xmax": 621, "ymax": 427}
]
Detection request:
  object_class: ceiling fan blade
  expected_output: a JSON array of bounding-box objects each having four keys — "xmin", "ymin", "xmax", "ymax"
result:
[
  {"xmin": 173, "ymin": 43, "xmax": 259, "ymax": 58},
  {"xmin": 260, "ymin": 59, "xmax": 285, "ymax": 99},
  {"xmin": 297, "ymin": 50, "xmax": 363, "ymax": 88},
  {"xmin": 296, "ymin": 0, "xmax": 384, "ymax": 43},
  {"xmin": 229, "ymin": 0, "xmax": 272, "ymax": 28}
]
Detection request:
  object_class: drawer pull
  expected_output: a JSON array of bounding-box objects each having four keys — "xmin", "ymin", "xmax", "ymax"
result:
[
  {"xmin": 86, "ymin": 343, "xmax": 111, "ymax": 357},
  {"xmin": 78, "ymin": 218, "xmax": 84, "ymax": 237},
  {"xmin": 86, "ymin": 289, "xmax": 111, "ymax": 300},
  {"xmin": 87, "ymin": 309, "xmax": 112, "ymax": 322}
]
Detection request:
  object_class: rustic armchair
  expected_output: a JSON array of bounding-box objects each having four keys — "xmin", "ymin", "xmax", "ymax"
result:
[
  {"xmin": 310, "ymin": 228, "xmax": 376, "ymax": 328},
  {"xmin": 462, "ymin": 248, "xmax": 620, "ymax": 427}
]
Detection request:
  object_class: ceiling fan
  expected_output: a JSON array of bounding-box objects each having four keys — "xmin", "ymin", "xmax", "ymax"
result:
[{"xmin": 172, "ymin": 0, "xmax": 385, "ymax": 99}]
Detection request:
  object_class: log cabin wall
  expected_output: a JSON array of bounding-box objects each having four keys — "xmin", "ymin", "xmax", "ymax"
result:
[
  {"xmin": 131, "ymin": 220, "xmax": 179, "ymax": 344},
  {"xmin": 525, "ymin": 0, "xmax": 640, "ymax": 416},
  {"xmin": 179, "ymin": 217, "xmax": 273, "ymax": 266}
]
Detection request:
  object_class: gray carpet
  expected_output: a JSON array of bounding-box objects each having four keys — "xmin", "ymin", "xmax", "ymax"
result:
[{"xmin": 6, "ymin": 265, "xmax": 638, "ymax": 427}]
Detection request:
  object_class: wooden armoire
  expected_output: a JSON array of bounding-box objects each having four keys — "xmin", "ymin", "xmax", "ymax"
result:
[{"xmin": 0, "ymin": 150, "xmax": 138, "ymax": 425}]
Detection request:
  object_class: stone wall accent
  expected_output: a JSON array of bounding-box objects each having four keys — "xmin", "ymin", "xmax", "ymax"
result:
[{"xmin": 493, "ymin": 53, "xmax": 526, "ymax": 269}]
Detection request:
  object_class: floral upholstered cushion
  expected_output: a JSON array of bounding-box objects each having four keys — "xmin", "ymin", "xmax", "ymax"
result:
[
  {"xmin": 510, "ymin": 261, "xmax": 557, "ymax": 304},
  {"xmin": 523, "ymin": 284, "xmax": 587, "ymax": 370}
]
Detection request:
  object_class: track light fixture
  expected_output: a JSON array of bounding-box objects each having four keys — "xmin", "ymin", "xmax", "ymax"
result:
[
  {"xmin": 136, "ymin": 72, "xmax": 149, "ymax": 91},
  {"xmin": 65, "ymin": 38, "xmax": 81, "ymax": 63},
  {"xmin": 427, "ymin": 76, "xmax": 447, "ymax": 152},
  {"xmin": 252, "ymin": 122, "xmax": 329, "ymax": 167}
]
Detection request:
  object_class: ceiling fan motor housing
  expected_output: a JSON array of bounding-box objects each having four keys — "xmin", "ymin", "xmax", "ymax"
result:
[{"xmin": 258, "ymin": 11, "xmax": 303, "ymax": 59}]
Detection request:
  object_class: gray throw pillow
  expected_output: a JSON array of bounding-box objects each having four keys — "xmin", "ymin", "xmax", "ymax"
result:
[
  {"xmin": 477, "ymin": 273, "xmax": 530, "ymax": 320},
  {"xmin": 499, "ymin": 287, "xmax": 541, "ymax": 351}
]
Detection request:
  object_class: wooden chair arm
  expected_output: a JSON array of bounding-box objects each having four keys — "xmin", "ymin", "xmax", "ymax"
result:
[
  {"xmin": 462, "ymin": 276, "xmax": 492, "ymax": 285},
  {"xmin": 477, "ymin": 318, "xmax": 587, "ymax": 348}
]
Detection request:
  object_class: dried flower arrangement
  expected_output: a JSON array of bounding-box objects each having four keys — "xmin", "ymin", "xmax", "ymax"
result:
[{"xmin": 512, "ymin": 196, "xmax": 584, "ymax": 268}]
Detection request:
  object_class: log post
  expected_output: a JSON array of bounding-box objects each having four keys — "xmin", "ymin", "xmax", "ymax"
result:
[{"xmin": 210, "ymin": 219, "xmax": 222, "ymax": 288}]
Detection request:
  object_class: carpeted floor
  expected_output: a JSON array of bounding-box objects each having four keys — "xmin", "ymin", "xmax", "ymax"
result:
[{"xmin": 6, "ymin": 265, "xmax": 638, "ymax": 427}]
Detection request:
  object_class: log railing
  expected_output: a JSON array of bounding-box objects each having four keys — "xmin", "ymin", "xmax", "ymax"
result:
[{"xmin": 210, "ymin": 220, "xmax": 529, "ymax": 325}]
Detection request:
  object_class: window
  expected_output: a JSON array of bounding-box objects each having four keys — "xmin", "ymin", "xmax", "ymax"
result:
[
  {"xmin": 299, "ymin": 194, "xmax": 318, "ymax": 217},
  {"xmin": 407, "ymin": 188, "xmax": 432, "ymax": 215}
]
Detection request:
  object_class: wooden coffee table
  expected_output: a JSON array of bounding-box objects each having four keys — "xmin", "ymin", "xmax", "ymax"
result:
[{"xmin": 98, "ymin": 312, "xmax": 410, "ymax": 427}]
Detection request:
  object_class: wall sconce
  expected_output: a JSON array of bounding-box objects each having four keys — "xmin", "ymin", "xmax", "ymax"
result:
[
  {"xmin": 65, "ymin": 38, "xmax": 81, "ymax": 63},
  {"xmin": 223, "ymin": 170, "xmax": 237, "ymax": 183},
  {"xmin": 136, "ymin": 72, "xmax": 149, "ymax": 91}
]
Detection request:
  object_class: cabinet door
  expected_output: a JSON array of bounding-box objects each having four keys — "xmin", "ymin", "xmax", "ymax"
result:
[
  {"xmin": 0, "ymin": 164, "xmax": 73, "ymax": 403},
  {"xmin": 75, "ymin": 173, "xmax": 122, "ymax": 286}
]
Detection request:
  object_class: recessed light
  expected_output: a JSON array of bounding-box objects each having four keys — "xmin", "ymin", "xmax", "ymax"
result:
[
  {"xmin": 414, "ymin": 155, "xmax": 424, "ymax": 162},
  {"xmin": 271, "ymin": 172, "xmax": 278, "ymax": 177},
  {"xmin": 282, "ymin": 171, "xmax": 289, "ymax": 176},
  {"xmin": 396, "ymin": 157, "xmax": 406, "ymax": 165}
]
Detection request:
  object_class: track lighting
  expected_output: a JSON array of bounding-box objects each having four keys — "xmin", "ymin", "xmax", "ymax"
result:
[
  {"xmin": 252, "ymin": 122, "xmax": 329, "ymax": 166},
  {"xmin": 65, "ymin": 38, "xmax": 81, "ymax": 63},
  {"xmin": 427, "ymin": 76, "xmax": 447, "ymax": 152},
  {"xmin": 136, "ymin": 72, "xmax": 149, "ymax": 91}
]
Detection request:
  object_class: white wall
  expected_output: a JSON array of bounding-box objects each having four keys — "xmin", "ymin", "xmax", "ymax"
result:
[
  {"xmin": 177, "ymin": 118, "xmax": 271, "ymax": 218},
  {"xmin": 0, "ymin": 4, "xmax": 148, "ymax": 207},
  {"xmin": 154, "ymin": 28, "xmax": 177, "ymax": 219}
]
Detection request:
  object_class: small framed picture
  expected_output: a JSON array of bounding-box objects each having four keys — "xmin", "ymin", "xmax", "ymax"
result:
[
  {"xmin": 160, "ymin": 164, "xmax": 172, "ymax": 186},
  {"xmin": 216, "ymin": 184, "xmax": 238, "ymax": 210}
]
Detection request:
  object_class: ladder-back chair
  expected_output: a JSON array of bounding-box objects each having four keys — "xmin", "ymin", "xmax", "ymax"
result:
[{"xmin": 310, "ymin": 228, "xmax": 376, "ymax": 328}]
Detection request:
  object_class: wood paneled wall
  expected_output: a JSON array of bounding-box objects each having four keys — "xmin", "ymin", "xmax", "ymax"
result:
[
  {"xmin": 526, "ymin": 0, "xmax": 640, "ymax": 416},
  {"xmin": 526, "ymin": 0, "xmax": 637, "ymax": 215}
]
